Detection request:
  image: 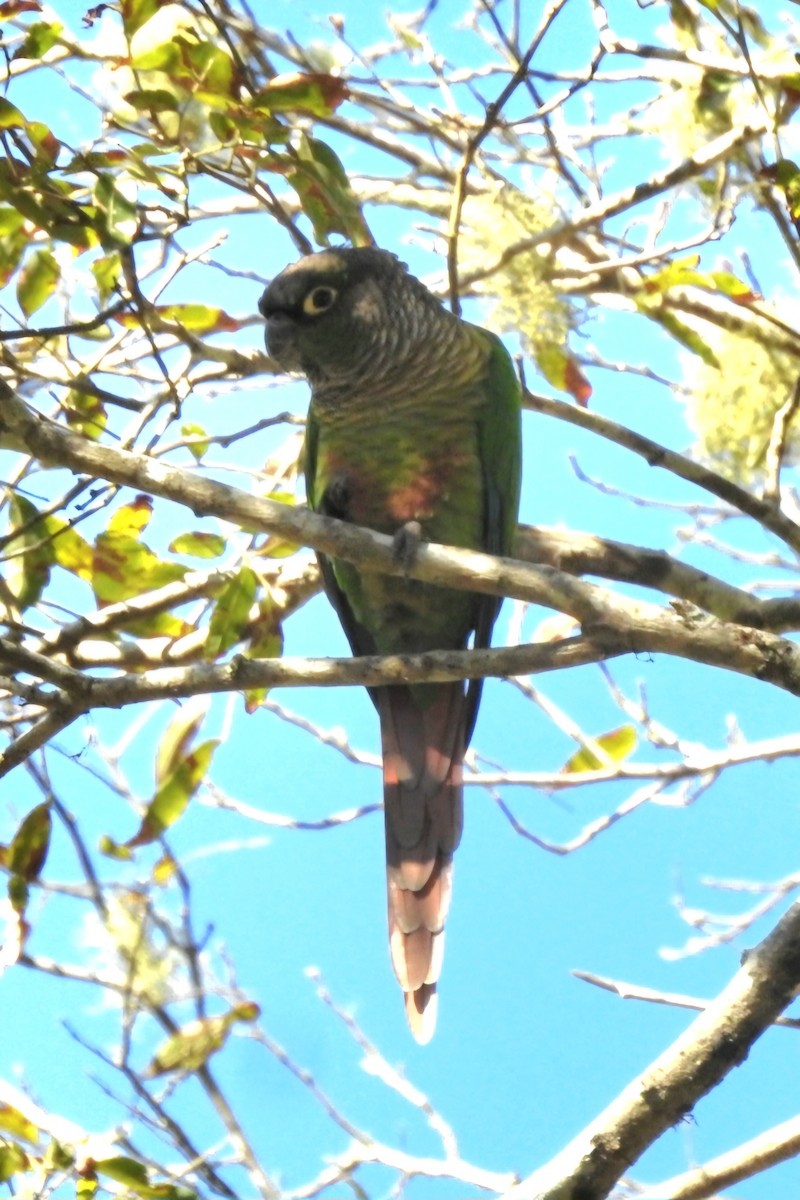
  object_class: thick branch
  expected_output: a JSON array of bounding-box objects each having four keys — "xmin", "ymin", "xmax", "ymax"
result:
[{"xmin": 502, "ymin": 898, "xmax": 800, "ymax": 1200}]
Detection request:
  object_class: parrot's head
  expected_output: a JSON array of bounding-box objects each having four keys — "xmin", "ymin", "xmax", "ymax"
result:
[{"xmin": 259, "ymin": 247, "xmax": 442, "ymax": 389}]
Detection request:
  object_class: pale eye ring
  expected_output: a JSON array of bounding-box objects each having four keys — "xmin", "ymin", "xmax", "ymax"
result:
[{"xmin": 303, "ymin": 285, "xmax": 337, "ymax": 315}]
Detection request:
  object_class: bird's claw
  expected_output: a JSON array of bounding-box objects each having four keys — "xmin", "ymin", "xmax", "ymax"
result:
[{"xmin": 392, "ymin": 520, "xmax": 423, "ymax": 571}]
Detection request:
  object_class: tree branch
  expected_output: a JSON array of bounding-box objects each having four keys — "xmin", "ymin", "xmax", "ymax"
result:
[{"xmin": 502, "ymin": 897, "xmax": 800, "ymax": 1200}]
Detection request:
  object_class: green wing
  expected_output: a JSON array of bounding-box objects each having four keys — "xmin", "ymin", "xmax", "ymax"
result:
[{"xmin": 462, "ymin": 324, "xmax": 522, "ymax": 739}]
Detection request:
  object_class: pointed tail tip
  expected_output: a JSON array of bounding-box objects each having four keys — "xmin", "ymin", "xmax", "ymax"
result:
[{"xmin": 405, "ymin": 983, "xmax": 438, "ymax": 1045}]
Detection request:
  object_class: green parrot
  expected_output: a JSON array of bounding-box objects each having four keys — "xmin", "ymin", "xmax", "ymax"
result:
[{"xmin": 259, "ymin": 247, "xmax": 522, "ymax": 1042}]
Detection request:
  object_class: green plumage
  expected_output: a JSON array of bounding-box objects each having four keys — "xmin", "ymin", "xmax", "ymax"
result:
[{"xmin": 260, "ymin": 247, "xmax": 522, "ymax": 1041}]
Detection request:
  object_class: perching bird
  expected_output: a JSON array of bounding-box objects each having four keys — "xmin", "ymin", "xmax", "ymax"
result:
[{"xmin": 259, "ymin": 247, "xmax": 522, "ymax": 1042}]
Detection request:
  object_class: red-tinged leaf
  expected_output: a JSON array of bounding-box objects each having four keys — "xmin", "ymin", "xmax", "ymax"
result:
[
  {"xmin": 107, "ymin": 495, "xmax": 153, "ymax": 538},
  {"xmin": 708, "ymin": 273, "xmax": 759, "ymax": 305},
  {"xmin": 25, "ymin": 120, "xmax": 60, "ymax": 164},
  {"xmin": 231, "ymin": 1000, "xmax": 261, "ymax": 1023},
  {"xmin": 154, "ymin": 303, "xmax": 241, "ymax": 333},
  {"xmin": 92, "ymin": 499, "xmax": 186, "ymax": 603},
  {"xmin": 8, "ymin": 803, "xmax": 51, "ymax": 880},
  {"xmin": 286, "ymin": 134, "xmax": 373, "ymax": 247},
  {"xmin": 254, "ymin": 72, "xmax": 348, "ymax": 117},
  {"xmin": 562, "ymin": 726, "xmax": 638, "ymax": 774},
  {"xmin": 564, "ymin": 356, "xmax": 592, "ymax": 406},
  {"xmin": 92, "ymin": 533, "xmax": 185, "ymax": 604},
  {"xmin": 0, "ymin": 1103, "xmax": 38, "ymax": 1144},
  {"xmin": 0, "ymin": 0, "xmax": 41, "ymax": 14},
  {"xmin": 535, "ymin": 344, "xmax": 592, "ymax": 405},
  {"xmin": 16, "ymin": 248, "xmax": 60, "ymax": 317}
]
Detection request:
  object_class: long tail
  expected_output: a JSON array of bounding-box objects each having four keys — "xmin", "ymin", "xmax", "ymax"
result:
[{"xmin": 379, "ymin": 683, "xmax": 465, "ymax": 1043}]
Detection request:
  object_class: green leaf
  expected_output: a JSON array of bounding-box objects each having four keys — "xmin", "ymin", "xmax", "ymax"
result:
[
  {"xmin": 94, "ymin": 174, "xmax": 138, "ymax": 246},
  {"xmin": 8, "ymin": 803, "xmax": 51, "ymax": 880},
  {"xmin": 102, "ymin": 737, "xmax": 216, "ymax": 855},
  {"xmin": 0, "ymin": 1142, "xmax": 29, "ymax": 1183},
  {"xmin": 123, "ymin": 87, "xmax": 183, "ymax": 113},
  {"xmin": 181, "ymin": 422, "xmax": 210, "ymax": 461},
  {"xmin": 91, "ymin": 250, "xmax": 121, "ymax": 304},
  {"xmin": 0, "ymin": 97, "xmax": 25, "ymax": 129},
  {"xmin": 206, "ymin": 567, "xmax": 257, "ymax": 658},
  {"xmin": 94, "ymin": 1157, "xmax": 150, "ymax": 1189},
  {"xmin": 155, "ymin": 699, "xmax": 209, "ymax": 785},
  {"xmin": 12, "ymin": 20, "xmax": 63, "ymax": 62},
  {"xmin": 6, "ymin": 494, "xmax": 55, "ymax": 610},
  {"xmin": 8, "ymin": 874, "xmax": 29, "ymax": 914},
  {"xmin": 146, "ymin": 1015, "xmax": 229, "ymax": 1076},
  {"xmin": 16, "ymin": 248, "xmax": 60, "ymax": 317},
  {"xmin": 121, "ymin": 0, "xmax": 160, "ymax": 36},
  {"xmin": 64, "ymin": 388, "xmax": 107, "ymax": 440},
  {"xmin": 45, "ymin": 516, "xmax": 93, "ymax": 579},
  {"xmin": 169, "ymin": 531, "xmax": 226, "ymax": 558},
  {"xmin": 243, "ymin": 598, "xmax": 284, "ymax": 710},
  {"xmin": 104, "ymin": 703, "xmax": 218, "ymax": 853},
  {"xmin": 562, "ymin": 726, "xmax": 638, "ymax": 773},
  {"xmin": 98, "ymin": 835, "xmax": 133, "ymax": 861},
  {"xmin": 649, "ymin": 306, "xmax": 721, "ymax": 368},
  {"xmin": 0, "ymin": 207, "xmax": 24, "ymax": 236},
  {"xmin": 767, "ymin": 159, "xmax": 800, "ymax": 221},
  {"xmin": 145, "ymin": 1003, "xmax": 259, "ymax": 1077}
]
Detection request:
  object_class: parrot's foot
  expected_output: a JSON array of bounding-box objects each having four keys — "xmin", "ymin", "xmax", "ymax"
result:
[{"xmin": 392, "ymin": 520, "xmax": 422, "ymax": 571}]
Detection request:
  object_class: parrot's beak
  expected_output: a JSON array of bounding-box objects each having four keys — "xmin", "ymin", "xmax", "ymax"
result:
[{"xmin": 260, "ymin": 297, "xmax": 301, "ymax": 371}]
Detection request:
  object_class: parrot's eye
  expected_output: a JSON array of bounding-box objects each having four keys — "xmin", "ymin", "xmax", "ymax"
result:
[{"xmin": 303, "ymin": 285, "xmax": 338, "ymax": 316}]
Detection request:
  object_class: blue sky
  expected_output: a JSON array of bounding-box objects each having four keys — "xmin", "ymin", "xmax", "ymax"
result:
[{"xmin": 4, "ymin": 1, "xmax": 800, "ymax": 1196}]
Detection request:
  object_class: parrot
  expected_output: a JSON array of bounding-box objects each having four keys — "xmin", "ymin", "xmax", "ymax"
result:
[{"xmin": 259, "ymin": 247, "xmax": 522, "ymax": 1043}]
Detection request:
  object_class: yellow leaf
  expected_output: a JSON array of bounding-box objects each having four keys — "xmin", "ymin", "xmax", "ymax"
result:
[{"xmin": 562, "ymin": 726, "xmax": 637, "ymax": 773}]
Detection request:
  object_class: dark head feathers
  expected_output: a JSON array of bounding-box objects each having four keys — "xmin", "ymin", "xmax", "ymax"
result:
[{"xmin": 259, "ymin": 247, "xmax": 451, "ymax": 384}]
